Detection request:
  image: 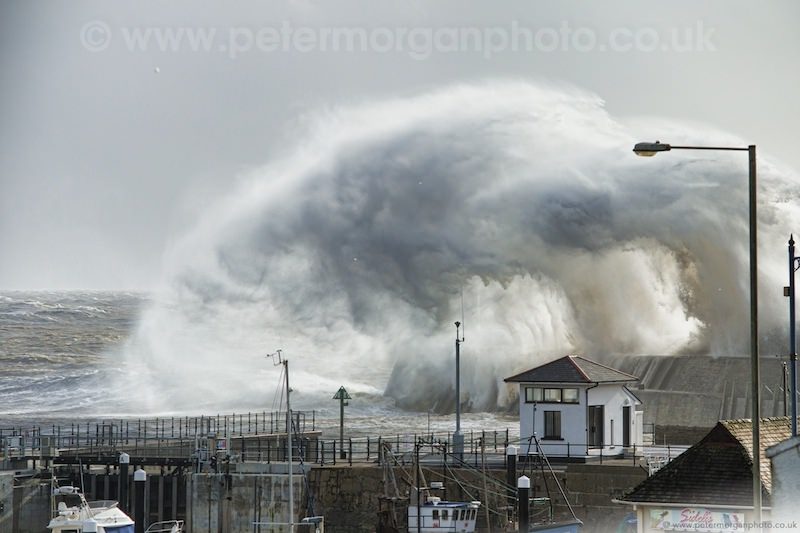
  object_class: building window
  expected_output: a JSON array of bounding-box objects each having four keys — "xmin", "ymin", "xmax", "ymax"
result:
[
  {"xmin": 544, "ymin": 411, "xmax": 561, "ymax": 439},
  {"xmin": 562, "ymin": 388, "xmax": 579, "ymax": 403},
  {"xmin": 525, "ymin": 387, "xmax": 543, "ymax": 403},
  {"xmin": 442, "ymin": 510, "xmax": 449, "ymax": 521},
  {"xmin": 525, "ymin": 386, "xmax": 580, "ymax": 403},
  {"xmin": 543, "ymin": 388, "xmax": 562, "ymax": 402}
]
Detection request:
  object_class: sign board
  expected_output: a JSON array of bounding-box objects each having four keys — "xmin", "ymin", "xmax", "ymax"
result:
[
  {"xmin": 649, "ymin": 508, "xmax": 745, "ymax": 532},
  {"xmin": 333, "ymin": 386, "xmax": 351, "ymax": 400}
]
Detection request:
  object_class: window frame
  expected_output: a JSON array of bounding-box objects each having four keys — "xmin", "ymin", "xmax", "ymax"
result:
[
  {"xmin": 524, "ymin": 386, "xmax": 543, "ymax": 403},
  {"xmin": 543, "ymin": 388, "xmax": 562, "ymax": 402},
  {"xmin": 543, "ymin": 410, "xmax": 562, "ymax": 440},
  {"xmin": 524, "ymin": 386, "xmax": 581, "ymax": 404},
  {"xmin": 562, "ymin": 387, "xmax": 579, "ymax": 404}
]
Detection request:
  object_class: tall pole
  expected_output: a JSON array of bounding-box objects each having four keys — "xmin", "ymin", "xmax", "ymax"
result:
[
  {"xmin": 783, "ymin": 362, "xmax": 789, "ymax": 417},
  {"xmin": 333, "ymin": 386, "xmax": 351, "ymax": 460},
  {"xmin": 339, "ymin": 392, "xmax": 345, "ymax": 459},
  {"xmin": 416, "ymin": 441, "xmax": 421, "ymax": 533},
  {"xmin": 285, "ymin": 358, "xmax": 294, "ymax": 533},
  {"xmin": 790, "ymin": 235, "xmax": 797, "ymax": 436},
  {"xmin": 633, "ymin": 141, "xmax": 761, "ymax": 524},
  {"xmin": 748, "ymin": 145, "xmax": 762, "ymax": 524},
  {"xmin": 453, "ymin": 321, "xmax": 464, "ymax": 460},
  {"xmin": 455, "ymin": 321, "xmax": 461, "ymax": 434}
]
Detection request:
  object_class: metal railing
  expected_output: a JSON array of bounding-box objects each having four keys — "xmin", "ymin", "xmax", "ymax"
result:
[
  {"xmin": 1, "ymin": 418, "xmax": 687, "ymax": 474},
  {"xmin": 0, "ymin": 410, "xmax": 316, "ymax": 458}
]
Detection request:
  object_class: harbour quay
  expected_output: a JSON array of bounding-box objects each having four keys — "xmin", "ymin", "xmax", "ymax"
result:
[{"xmin": 0, "ymin": 411, "xmax": 655, "ymax": 532}]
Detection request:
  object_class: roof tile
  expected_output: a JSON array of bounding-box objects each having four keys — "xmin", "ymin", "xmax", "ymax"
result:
[
  {"xmin": 620, "ymin": 417, "xmax": 789, "ymax": 507},
  {"xmin": 505, "ymin": 355, "xmax": 638, "ymax": 384}
]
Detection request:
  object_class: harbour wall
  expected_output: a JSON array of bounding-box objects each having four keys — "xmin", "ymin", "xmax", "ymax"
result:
[{"xmin": 0, "ymin": 462, "xmax": 645, "ymax": 532}]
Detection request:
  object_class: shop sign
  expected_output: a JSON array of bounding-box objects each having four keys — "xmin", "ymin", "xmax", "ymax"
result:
[{"xmin": 649, "ymin": 508, "xmax": 745, "ymax": 532}]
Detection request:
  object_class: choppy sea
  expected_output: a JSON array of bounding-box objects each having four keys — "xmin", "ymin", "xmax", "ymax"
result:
[{"xmin": 0, "ymin": 291, "xmax": 516, "ymax": 438}]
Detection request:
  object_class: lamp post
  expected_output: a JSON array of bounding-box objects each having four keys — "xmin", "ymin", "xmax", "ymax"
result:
[
  {"xmin": 787, "ymin": 236, "xmax": 800, "ymax": 436},
  {"xmin": 453, "ymin": 321, "xmax": 465, "ymax": 461},
  {"xmin": 333, "ymin": 386, "xmax": 351, "ymax": 459},
  {"xmin": 633, "ymin": 141, "xmax": 761, "ymax": 522}
]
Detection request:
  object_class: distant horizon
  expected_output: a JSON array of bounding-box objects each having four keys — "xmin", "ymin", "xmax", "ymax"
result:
[{"xmin": 0, "ymin": 287, "xmax": 152, "ymax": 293}]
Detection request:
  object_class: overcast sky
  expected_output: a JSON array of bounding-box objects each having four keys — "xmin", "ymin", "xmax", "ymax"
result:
[{"xmin": 1, "ymin": 0, "xmax": 798, "ymax": 290}]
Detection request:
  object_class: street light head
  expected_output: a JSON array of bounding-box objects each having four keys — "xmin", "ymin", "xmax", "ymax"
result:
[
  {"xmin": 455, "ymin": 321, "xmax": 461, "ymax": 328},
  {"xmin": 633, "ymin": 141, "xmax": 671, "ymax": 157}
]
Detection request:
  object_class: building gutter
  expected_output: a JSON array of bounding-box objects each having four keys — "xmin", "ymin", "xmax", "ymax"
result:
[{"xmin": 585, "ymin": 382, "xmax": 599, "ymax": 455}]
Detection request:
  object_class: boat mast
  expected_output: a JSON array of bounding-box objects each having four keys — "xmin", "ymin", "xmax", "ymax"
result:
[
  {"xmin": 269, "ymin": 349, "xmax": 294, "ymax": 532},
  {"xmin": 284, "ymin": 354, "xmax": 294, "ymax": 533}
]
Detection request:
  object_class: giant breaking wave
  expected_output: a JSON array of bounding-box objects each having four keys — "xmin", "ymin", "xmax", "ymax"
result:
[{"xmin": 121, "ymin": 81, "xmax": 800, "ymax": 414}]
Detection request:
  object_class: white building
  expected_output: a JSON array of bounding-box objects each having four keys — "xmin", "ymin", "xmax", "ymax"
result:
[
  {"xmin": 766, "ymin": 434, "xmax": 800, "ymax": 531},
  {"xmin": 504, "ymin": 355, "xmax": 643, "ymax": 458}
]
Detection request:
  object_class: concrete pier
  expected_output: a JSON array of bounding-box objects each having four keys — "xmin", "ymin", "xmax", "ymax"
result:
[{"xmin": 0, "ymin": 459, "xmax": 646, "ymax": 532}]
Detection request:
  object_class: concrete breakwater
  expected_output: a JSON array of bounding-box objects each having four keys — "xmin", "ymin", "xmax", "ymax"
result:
[{"xmin": 0, "ymin": 461, "xmax": 645, "ymax": 532}]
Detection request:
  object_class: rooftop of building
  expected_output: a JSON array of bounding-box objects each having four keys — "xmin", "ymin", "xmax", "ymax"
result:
[
  {"xmin": 504, "ymin": 355, "xmax": 639, "ymax": 384},
  {"xmin": 618, "ymin": 416, "xmax": 791, "ymax": 507}
]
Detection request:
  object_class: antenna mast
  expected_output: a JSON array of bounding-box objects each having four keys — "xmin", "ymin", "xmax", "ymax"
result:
[{"xmin": 268, "ymin": 349, "xmax": 294, "ymax": 531}]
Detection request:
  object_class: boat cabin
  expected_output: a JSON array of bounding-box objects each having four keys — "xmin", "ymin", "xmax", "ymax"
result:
[
  {"xmin": 408, "ymin": 494, "xmax": 480, "ymax": 533},
  {"xmin": 48, "ymin": 485, "xmax": 134, "ymax": 533}
]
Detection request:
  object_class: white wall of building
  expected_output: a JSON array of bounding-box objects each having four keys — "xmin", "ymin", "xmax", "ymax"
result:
[
  {"xmin": 767, "ymin": 435, "xmax": 800, "ymax": 530},
  {"xmin": 517, "ymin": 382, "xmax": 641, "ymax": 457},
  {"xmin": 587, "ymin": 383, "xmax": 641, "ymax": 455},
  {"xmin": 518, "ymin": 383, "xmax": 587, "ymax": 457}
]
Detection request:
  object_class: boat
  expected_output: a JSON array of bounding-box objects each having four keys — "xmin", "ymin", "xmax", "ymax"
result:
[
  {"xmin": 145, "ymin": 520, "xmax": 185, "ymax": 533},
  {"xmin": 47, "ymin": 484, "xmax": 185, "ymax": 533},
  {"xmin": 47, "ymin": 485, "xmax": 134, "ymax": 533},
  {"xmin": 408, "ymin": 492, "xmax": 481, "ymax": 533}
]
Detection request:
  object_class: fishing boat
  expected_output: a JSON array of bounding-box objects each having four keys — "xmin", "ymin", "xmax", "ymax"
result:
[
  {"xmin": 47, "ymin": 485, "xmax": 134, "ymax": 533},
  {"xmin": 408, "ymin": 491, "xmax": 481, "ymax": 533}
]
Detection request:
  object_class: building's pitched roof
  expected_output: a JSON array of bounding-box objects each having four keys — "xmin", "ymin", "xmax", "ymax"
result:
[
  {"xmin": 720, "ymin": 417, "xmax": 790, "ymax": 494},
  {"xmin": 504, "ymin": 355, "xmax": 638, "ymax": 384},
  {"xmin": 619, "ymin": 417, "xmax": 788, "ymax": 507}
]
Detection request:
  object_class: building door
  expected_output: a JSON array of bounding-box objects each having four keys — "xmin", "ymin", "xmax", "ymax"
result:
[
  {"xmin": 622, "ymin": 406, "xmax": 631, "ymax": 447},
  {"xmin": 588, "ymin": 406, "xmax": 604, "ymax": 448}
]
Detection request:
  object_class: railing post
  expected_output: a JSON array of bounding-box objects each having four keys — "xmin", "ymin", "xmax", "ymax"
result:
[{"xmin": 349, "ymin": 439, "xmax": 353, "ymax": 466}]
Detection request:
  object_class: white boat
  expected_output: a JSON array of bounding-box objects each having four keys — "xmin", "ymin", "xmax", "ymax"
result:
[
  {"xmin": 47, "ymin": 485, "xmax": 134, "ymax": 533},
  {"xmin": 408, "ymin": 491, "xmax": 480, "ymax": 533},
  {"xmin": 145, "ymin": 520, "xmax": 185, "ymax": 533}
]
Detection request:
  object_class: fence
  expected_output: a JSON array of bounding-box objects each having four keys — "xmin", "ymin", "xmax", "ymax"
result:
[
  {"xmin": 0, "ymin": 410, "xmax": 316, "ymax": 458},
  {"xmin": 1, "ymin": 415, "xmax": 685, "ymax": 473}
]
